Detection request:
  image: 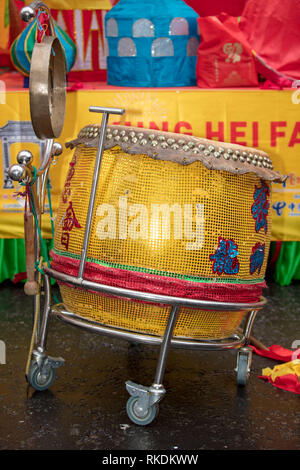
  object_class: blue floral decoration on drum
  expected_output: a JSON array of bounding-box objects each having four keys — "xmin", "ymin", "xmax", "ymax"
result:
[
  {"xmin": 251, "ymin": 180, "xmax": 270, "ymax": 234},
  {"xmin": 249, "ymin": 242, "xmax": 265, "ymax": 275},
  {"xmin": 210, "ymin": 237, "xmax": 240, "ymax": 276}
]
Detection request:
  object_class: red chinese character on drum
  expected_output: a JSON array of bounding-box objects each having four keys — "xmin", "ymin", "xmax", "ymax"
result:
[
  {"xmin": 62, "ymin": 155, "xmax": 79, "ymax": 203},
  {"xmin": 61, "ymin": 201, "xmax": 82, "ymax": 251}
]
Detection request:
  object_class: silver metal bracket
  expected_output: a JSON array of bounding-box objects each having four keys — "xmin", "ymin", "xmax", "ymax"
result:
[
  {"xmin": 126, "ymin": 380, "xmax": 165, "ymax": 417},
  {"xmin": 32, "ymin": 349, "xmax": 65, "ymax": 374},
  {"xmin": 234, "ymin": 346, "xmax": 252, "ymax": 373}
]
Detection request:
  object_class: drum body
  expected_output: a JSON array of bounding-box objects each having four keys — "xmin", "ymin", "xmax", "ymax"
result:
[{"xmin": 51, "ymin": 125, "xmax": 279, "ymax": 340}]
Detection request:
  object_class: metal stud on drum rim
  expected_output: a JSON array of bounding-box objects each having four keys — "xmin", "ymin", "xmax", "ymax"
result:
[{"xmin": 29, "ymin": 36, "xmax": 66, "ymax": 139}]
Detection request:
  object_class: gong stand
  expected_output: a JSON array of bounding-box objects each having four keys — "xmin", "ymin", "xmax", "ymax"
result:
[{"xmin": 9, "ymin": 1, "xmax": 66, "ymax": 368}]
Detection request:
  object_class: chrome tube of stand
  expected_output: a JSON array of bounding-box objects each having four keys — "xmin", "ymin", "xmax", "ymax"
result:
[
  {"xmin": 243, "ymin": 309, "xmax": 258, "ymax": 345},
  {"xmin": 77, "ymin": 112, "xmax": 108, "ymax": 279},
  {"xmin": 77, "ymin": 106, "xmax": 125, "ymax": 281},
  {"xmin": 154, "ymin": 305, "xmax": 179, "ymax": 385},
  {"xmin": 29, "ymin": 183, "xmax": 41, "ymax": 342},
  {"xmin": 52, "ymin": 305, "xmax": 247, "ymax": 350},
  {"xmin": 37, "ymin": 274, "xmax": 51, "ymax": 352},
  {"xmin": 37, "ymin": 139, "xmax": 54, "ymax": 175},
  {"xmin": 44, "ymin": 266, "xmax": 267, "ymax": 312},
  {"xmin": 89, "ymin": 106, "xmax": 125, "ymax": 115}
]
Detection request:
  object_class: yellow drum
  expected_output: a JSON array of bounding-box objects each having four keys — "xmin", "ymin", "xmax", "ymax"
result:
[{"xmin": 51, "ymin": 125, "xmax": 284, "ymax": 340}]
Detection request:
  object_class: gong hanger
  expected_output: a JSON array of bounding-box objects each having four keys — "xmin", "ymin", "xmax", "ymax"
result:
[{"xmin": 21, "ymin": 1, "xmax": 66, "ymax": 140}]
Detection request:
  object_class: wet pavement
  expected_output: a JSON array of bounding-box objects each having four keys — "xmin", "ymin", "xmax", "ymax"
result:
[{"xmin": 0, "ymin": 280, "xmax": 299, "ymax": 450}]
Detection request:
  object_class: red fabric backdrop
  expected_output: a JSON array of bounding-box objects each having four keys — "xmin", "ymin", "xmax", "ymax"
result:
[
  {"xmin": 239, "ymin": 0, "xmax": 300, "ymax": 80},
  {"xmin": 184, "ymin": 0, "xmax": 246, "ymax": 16}
]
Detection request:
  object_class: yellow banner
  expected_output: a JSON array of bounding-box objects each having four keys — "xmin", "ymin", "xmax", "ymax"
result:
[
  {"xmin": 25, "ymin": 0, "xmax": 113, "ymax": 10},
  {"xmin": 0, "ymin": 87, "xmax": 299, "ymax": 240}
]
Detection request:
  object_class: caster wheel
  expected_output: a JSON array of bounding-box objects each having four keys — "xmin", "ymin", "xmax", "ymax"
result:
[
  {"xmin": 28, "ymin": 363, "xmax": 56, "ymax": 391},
  {"xmin": 236, "ymin": 351, "xmax": 251, "ymax": 387},
  {"xmin": 126, "ymin": 396, "xmax": 159, "ymax": 426}
]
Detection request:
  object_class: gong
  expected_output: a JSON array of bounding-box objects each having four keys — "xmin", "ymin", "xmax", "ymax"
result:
[{"xmin": 29, "ymin": 35, "xmax": 66, "ymax": 140}]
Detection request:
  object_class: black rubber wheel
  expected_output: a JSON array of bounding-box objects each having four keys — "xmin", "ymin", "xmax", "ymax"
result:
[
  {"xmin": 126, "ymin": 396, "xmax": 159, "ymax": 426},
  {"xmin": 28, "ymin": 363, "xmax": 56, "ymax": 391}
]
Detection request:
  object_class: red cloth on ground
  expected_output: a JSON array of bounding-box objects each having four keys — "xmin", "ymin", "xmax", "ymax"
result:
[
  {"xmin": 252, "ymin": 345, "xmax": 300, "ymax": 394},
  {"xmin": 259, "ymin": 373, "xmax": 300, "ymax": 395},
  {"xmin": 251, "ymin": 344, "xmax": 299, "ymax": 362}
]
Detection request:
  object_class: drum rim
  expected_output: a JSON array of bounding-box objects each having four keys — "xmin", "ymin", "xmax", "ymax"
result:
[{"xmin": 66, "ymin": 124, "xmax": 286, "ymax": 183}]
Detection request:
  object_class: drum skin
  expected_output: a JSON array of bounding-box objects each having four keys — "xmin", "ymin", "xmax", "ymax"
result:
[{"xmin": 51, "ymin": 127, "xmax": 274, "ymax": 339}]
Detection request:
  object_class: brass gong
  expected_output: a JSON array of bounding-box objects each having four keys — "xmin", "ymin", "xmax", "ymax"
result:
[{"xmin": 29, "ymin": 35, "xmax": 66, "ymax": 139}]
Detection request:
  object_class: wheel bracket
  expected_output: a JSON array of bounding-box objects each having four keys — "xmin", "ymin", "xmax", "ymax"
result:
[
  {"xmin": 126, "ymin": 380, "xmax": 165, "ymax": 418},
  {"xmin": 32, "ymin": 349, "xmax": 65, "ymax": 375}
]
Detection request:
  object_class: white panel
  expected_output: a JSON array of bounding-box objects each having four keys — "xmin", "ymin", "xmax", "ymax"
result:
[
  {"xmin": 106, "ymin": 18, "xmax": 118, "ymax": 37},
  {"xmin": 118, "ymin": 38, "xmax": 137, "ymax": 57},
  {"xmin": 151, "ymin": 38, "xmax": 174, "ymax": 57},
  {"xmin": 132, "ymin": 18, "xmax": 155, "ymax": 37},
  {"xmin": 187, "ymin": 37, "xmax": 199, "ymax": 56},
  {"xmin": 169, "ymin": 17, "xmax": 189, "ymax": 35}
]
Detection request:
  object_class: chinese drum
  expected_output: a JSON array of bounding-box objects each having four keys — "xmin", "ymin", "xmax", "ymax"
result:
[{"xmin": 51, "ymin": 126, "xmax": 284, "ymax": 340}]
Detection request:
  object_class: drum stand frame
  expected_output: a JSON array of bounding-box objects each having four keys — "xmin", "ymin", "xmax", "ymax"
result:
[
  {"xmin": 17, "ymin": 106, "xmax": 266, "ymax": 425},
  {"xmin": 34, "ymin": 268, "xmax": 263, "ymax": 424}
]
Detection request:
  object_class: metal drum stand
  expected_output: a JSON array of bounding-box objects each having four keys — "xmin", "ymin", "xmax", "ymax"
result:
[{"xmin": 9, "ymin": 105, "xmax": 266, "ymax": 426}]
